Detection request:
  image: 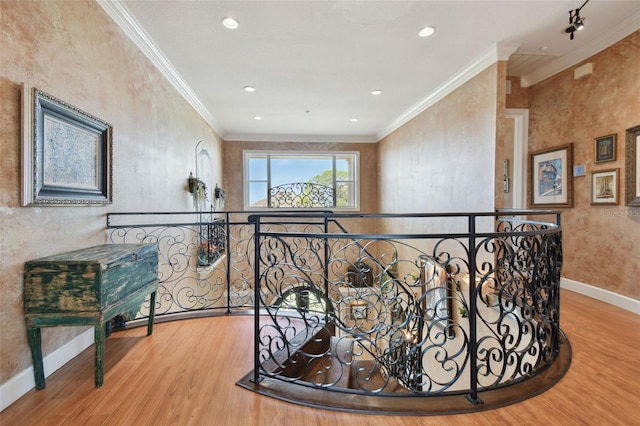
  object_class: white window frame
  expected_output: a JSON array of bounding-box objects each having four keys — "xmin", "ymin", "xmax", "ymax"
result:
[{"xmin": 243, "ymin": 150, "xmax": 360, "ymax": 211}]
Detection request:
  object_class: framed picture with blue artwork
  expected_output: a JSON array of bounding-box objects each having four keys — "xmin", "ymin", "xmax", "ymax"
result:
[
  {"xmin": 529, "ymin": 143, "xmax": 573, "ymax": 208},
  {"xmin": 21, "ymin": 85, "xmax": 113, "ymax": 206}
]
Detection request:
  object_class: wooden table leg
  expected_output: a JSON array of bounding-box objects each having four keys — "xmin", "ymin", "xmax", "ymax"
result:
[
  {"xmin": 27, "ymin": 328, "xmax": 46, "ymax": 390},
  {"xmin": 94, "ymin": 324, "xmax": 105, "ymax": 388},
  {"xmin": 147, "ymin": 291, "xmax": 156, "ymax": 336}
]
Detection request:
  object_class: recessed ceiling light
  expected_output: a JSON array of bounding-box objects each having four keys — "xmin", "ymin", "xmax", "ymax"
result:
[
  {"xmin": 350, "ymin": 118, "xmax": 359, "ymax": 122},
  {"xmin": 253, "ymin": 116, "xmax": 262, "ymax": 120},
  {"xmin": 539, "ymin": 46, "xmax": 549, "ymax": 52},
  {"xmin": 418, "ymin": 26, "xmax": 435, "ymax": 38},
  {"xmin": 222, "ymin": 17, "xmax": 239, "ymax": 29},
  {"xmin": 371, "ymin": 89, "xmax": 383, "ymax": 96},
  {"xmin": 244, "ymin": 86, "xmax": 256, "ymax": 92}
]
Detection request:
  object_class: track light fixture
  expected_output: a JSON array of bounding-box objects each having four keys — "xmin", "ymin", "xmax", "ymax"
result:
[{"xmin": 565, "ymin": 0, "xmax": 589, "ymax": 40}]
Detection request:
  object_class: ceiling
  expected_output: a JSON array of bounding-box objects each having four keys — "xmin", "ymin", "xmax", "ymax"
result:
[{"xmin": 98, "ymin": 1, "xmax": 640, "ymax": 143}]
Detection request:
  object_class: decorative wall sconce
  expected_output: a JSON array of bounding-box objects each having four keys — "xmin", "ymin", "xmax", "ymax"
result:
[
  {"xmin": 188, "ymin": 172, "xmax": 207, "ymax": 210},
  {"xmin": 213, "ymin": 184, "xmax": 225, "ymax": 211}
]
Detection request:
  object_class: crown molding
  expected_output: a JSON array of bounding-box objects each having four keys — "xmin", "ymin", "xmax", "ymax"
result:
[
  {"xmin": 496, "ymin": 42, "xmax": 522, "ymax": 61},
  {"xmin": 521, "ymin": 10, "xmax": 640, "ymax": 87},
  {"xmin": 96, "ymin": 0, "xmax": 223, "ymax": 135},
  {"xmin": 376, "ymin": 42, "xmax": 520, "ymax": 141},
  {"xmin": 223, "ymin": 132, "xmax": 378, "ymax": 143}
]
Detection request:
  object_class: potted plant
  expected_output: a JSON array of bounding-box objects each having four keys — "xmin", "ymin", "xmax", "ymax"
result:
[
  {"xmin": 196, "ymin": 240, "xmax": 217, "ymax": 266},
  {"xmin": 188, "ymin": 172, "xmax": 207, "ymax": 210}
]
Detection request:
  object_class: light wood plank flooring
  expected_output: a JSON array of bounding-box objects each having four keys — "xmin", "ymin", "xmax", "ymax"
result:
[{"xmin": 1, "ymin": 289, "xmax": 639, "ymax": 425}]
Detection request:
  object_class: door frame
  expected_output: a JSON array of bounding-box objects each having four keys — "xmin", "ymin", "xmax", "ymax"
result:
[{"xmin": 505, "ymin": 108, "xmax": 529, "ymax": 209}]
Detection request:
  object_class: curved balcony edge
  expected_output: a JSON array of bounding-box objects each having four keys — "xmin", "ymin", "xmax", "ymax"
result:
[{"xmin": 236, "ymin": 330, "xmax": 571, "ymax": 415}]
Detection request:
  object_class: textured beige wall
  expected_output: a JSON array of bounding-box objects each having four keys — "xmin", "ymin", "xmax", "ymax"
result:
[
  {"xmin": 0, "ymin": 0, "xmax": 222, "ymax": 384},
  {"xmin": 222, "ymin": 141, "xmax": 378, "ymax": 214},
  {"xmin": 527, "ymin": 30, "xmax": 640, "ymax": 298},
  {"xmin": 506, "ymin": 76, "xmax": 528, "ymax": 109},
  {"xmin": 377, "ymin": 64, "xmax": 500, "ymax": 218},
  {"xmin": 375, "ymin": 64, "xmax": 502, "ymax": 280},
  {"xmin": 494, "ymin": 62, "xmax": 509, "ymax": 210}
]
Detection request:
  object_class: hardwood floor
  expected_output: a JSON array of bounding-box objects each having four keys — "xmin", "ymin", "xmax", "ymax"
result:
[{"xmin": 1, "ymin": 289, "xmax": 639, "ymax": 426}]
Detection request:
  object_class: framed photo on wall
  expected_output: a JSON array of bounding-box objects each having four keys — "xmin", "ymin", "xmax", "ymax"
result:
[
  {"xmin": 350, "ymin": 301, "xmax": 369, "ymax": 320},
  {"xmin": 529, "ymin": 143, "xmax": 573, "ymax": 208},
  {"xmin": 21, "ymin": 84, "xmax": 113, "ymax": 206},
  {"xmin": 625, "ymin": 125, "xmax": 640, "ymax": 206},
  {"xmin": 594, "ymin": 134, "xmax": 616, "ymax": 163},
  {"xmin": 591, "ymin": 169, "xmax": 619, "ymax": 205}
]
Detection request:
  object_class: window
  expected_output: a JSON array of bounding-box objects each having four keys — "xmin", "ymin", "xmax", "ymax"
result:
[{"xmin": 244, "ymin": 151, "xmax": 359, "ymax": 210}]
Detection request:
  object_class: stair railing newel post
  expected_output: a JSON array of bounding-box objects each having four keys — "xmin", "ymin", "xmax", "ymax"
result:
[
  {"xmin": 555, "ymin": 212, "xmax": 562, "ymax": 334},
  {"xmin": 547, "ymin": 212, "xmax": 562, "ymax": 355},
  {"xmin": 225, "ymin": 211, "xmax": 232, "ymax": 314},
  {"xmin": 251, "ymin": 214, "xmax": 262, "ymax": 383},
  {"xmin": 323, "ymin": 213, "xmax": 331, "ymax": 332},
  {"xmin": 465, "ymin": 214, "xmax": 483, "ymax": 405}
]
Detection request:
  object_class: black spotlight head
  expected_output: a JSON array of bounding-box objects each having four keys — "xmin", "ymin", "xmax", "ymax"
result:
[{"xmin": 565, "ymin": 10, "xmax": 585, "ymax": 39}]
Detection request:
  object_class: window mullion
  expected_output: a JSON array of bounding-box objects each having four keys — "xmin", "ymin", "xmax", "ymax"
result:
[
  {"xmin": 332, "ymin": 155, "xmax": 337, "ymax": 208},
  {"xmin": 266, "ymin": 155, "xmax": 272, "ymax": 208}
]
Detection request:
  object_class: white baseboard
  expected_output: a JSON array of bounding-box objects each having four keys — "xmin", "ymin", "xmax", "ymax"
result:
[
  {"xmin": 561, "ymin": 277, "xmax": 640, "ymax": 315},
  {"xmin": 0, "ymin": 328, "xmax": 94, "ymax": 412}
]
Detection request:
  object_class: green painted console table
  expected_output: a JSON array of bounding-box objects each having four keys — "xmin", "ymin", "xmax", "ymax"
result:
[{"xmin": 24, "ymin": 244, "xmax": 159, "ymax": 389}]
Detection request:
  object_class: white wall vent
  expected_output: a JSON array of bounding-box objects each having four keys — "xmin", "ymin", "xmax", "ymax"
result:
[{"xmin": 574, "ymin": 63, "xmax": 593, "ymax": 80}]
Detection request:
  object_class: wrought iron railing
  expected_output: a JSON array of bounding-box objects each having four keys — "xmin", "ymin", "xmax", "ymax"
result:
[
  {"xmin": 246, "ymin": 211, "xmax": 563, "ymax": 404},
  {"xmin": 269, "ymin": 182, "xmax": 334, "ymax": 208},
  {"xmin": 106, "ymin": 210, "xmax": 564, "ymax": 407},
  {"xmin": 106, "ymin": 210, "xmax": 333, "ymax": 319},
  {"xmin": 107, "ymin": 211, "xmax": 254, "ymax": 318}
]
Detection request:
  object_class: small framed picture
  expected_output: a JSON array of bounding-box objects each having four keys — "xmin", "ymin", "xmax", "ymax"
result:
[
  {"xmin": 350, "ymin": 301, "xmax": 368, "ymax": 320},
  {"xmin": 594, "ymin": 134, "xmax": 616, "ymax": 163},
  {"xmin": 591, "ymin": 169, "xmax": 619, "ymax": 205}
]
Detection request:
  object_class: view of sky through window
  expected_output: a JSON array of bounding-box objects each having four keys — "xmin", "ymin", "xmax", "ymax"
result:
[{"xmin": 245, "ymin": 152, "xmax": 357, "ymax": 208}]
